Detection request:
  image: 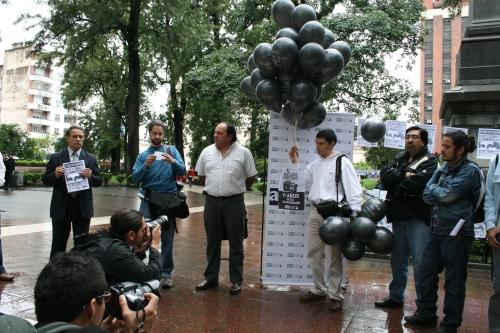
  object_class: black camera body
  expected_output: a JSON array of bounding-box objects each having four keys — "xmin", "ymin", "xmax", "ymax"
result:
[
  {"xmin": 316, "ymin": 200, "xmax": 352, "ymax": 219},
  {"xmin": 145, "ymin": 215, "xmax": 169, "ymax": 231},
  {"xmin": 108, "ymin": 280, "xmax": 160, "ymax": 320}
]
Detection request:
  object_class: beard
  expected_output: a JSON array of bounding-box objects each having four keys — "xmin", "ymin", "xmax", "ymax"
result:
[{"xmin": 151, "ymin": 138, "xmax": 162, "ymax": 146}]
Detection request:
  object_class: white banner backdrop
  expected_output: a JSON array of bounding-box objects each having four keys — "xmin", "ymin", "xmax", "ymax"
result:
[
  {"xmin": 416, "ymin": 123, "xmax": 436, "ymax": 153},
  {"xmin": 262, "ymin": 112, "xmax": 355, "ymax": 286},
  {"xmin": 477, "ymin": 128, "xmax": 500, "ymax": 160},
  {"xmin": 383, "ymin": 120, "xmax": 407, "ymax": 149}
]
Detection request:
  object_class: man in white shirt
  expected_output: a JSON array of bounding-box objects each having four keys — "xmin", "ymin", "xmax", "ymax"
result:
[
  {"xmin": 0, "ymin": 152, "xmax": 14, "ymax": 281},
  {"xmin": 289, "ymin": 129, "xmax": 362, "ymax": 311},
  {"xmin": 195, "ymin": 122, "xmax": 257, "ymax": 295}
]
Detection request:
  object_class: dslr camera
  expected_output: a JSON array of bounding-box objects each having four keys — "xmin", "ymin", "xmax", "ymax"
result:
[
  {"xmin": 108, "ymin": 280, "xmax": 160, "ymax": 320},
  {"xmin": 145, "ymin": 215, "xmax": 169, "ymax": 231}
]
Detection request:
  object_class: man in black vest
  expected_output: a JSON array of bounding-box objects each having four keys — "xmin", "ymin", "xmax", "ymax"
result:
[
  {"xmin": 375, "ymin": 126, "xmax": 437, "ymax": 309},
  {"xmin": 43, "ymin": 126, "xmax": 102, "ymax": 259}
]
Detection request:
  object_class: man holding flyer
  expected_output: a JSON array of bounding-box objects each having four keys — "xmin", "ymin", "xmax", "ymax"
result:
[{"xmin": 43, "ymin": 126, "xmax": 102, "ymax": 259}]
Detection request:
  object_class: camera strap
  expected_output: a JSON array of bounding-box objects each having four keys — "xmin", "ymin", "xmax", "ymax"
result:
[{"xmin": 335, "ymin": 154, "xmax": 346, "ymax": 203}]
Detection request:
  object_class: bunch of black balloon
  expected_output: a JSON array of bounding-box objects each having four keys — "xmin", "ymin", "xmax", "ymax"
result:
[{"xmin": 240, "ymin": 0, "xmax": 352, "ymax": 130}]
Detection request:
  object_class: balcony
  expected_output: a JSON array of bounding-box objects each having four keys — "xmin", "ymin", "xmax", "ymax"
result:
[
  {"xmin": 27, "ymin": 117, "xmax": 52, "ymax": 126},
  {"xmin": 28, "ymin": 88, "xmax": 55, "ymax": 98},
  {"xmin": 28, "ymin": 73, "xmax": 58, "ymax": 85},
  {"xmin": 27, "ymin": 102, "xmax": 56, "ymax": 113}
]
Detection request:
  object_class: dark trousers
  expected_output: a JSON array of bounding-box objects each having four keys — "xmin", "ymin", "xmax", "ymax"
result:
[
  {"xmin": 203, "ymin": 194, "xmax": 245, "ymax": 284},
  {"xmin": 50, "ymin": 196, "xmax": 90, "ymax": 259},
  {"xmin": 490, "ymin": 247, "xmax": 500, "ymax": 333},
  {"xmin": 0, "ymin": 239, "xmax": 6, "ymax": 274},
  {"xmin": 416, "ymin": 234, "xmax": 473, "ymax": 330}
]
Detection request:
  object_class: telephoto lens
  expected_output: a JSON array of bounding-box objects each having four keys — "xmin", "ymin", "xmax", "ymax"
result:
[{"xmin": 146, "ymin": 215, "xmax": 169, "ymax": 229}]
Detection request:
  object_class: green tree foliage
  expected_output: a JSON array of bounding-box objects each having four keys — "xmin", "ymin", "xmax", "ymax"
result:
[
  {"xmin": 365, "ymin": 144, "xmax": 400, "ymax": 170},
  {"xmin": 0, "ymin": 124, "xmax": 36, "ymax": 158}
]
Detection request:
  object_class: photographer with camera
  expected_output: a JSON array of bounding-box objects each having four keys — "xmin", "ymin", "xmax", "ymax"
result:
[
  {"xmin": 73, "ymin": 208, "xmax": 162, "ymax": 285},
  {"xmin": 34, "ymin": 252, "xmax": 158, "ymax": 333},
  {"xmin": 289, "ymin": 129, "xmax": 362, "ymax": 311}
]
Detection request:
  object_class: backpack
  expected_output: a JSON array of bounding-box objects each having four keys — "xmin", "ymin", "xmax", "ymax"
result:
[{"xmin": 474, "ymin": 154, "xmax": 499, "ymax": 223}]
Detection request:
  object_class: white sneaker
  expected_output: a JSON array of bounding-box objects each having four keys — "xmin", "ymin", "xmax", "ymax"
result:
[{"xmin": 161, "ymin": 277, "xmax": 173, "ymax": 289}]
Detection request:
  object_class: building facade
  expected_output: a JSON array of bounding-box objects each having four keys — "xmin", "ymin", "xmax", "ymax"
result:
[
  {"xmin": 420, "ymin": 0, "xmax": 469, "ymax": 150},
  {"xmin": 0, "ymin": 42, "xmax": 74, "ymax": 138}
]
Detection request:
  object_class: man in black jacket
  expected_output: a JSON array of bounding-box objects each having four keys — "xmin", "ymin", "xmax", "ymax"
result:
[
  {"xmin": 43, "ymin": 126, "xmax": 102, "ymax": 258},
  {"xmin": 374, "ymin": 126, "xmax": 438, "ymax": 309},
  {"xmin": 73, "ymin": 209, "xmax": 162, "ymax": 285}
]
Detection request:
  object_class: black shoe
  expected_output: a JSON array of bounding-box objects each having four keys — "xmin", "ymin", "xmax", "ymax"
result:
[
  {"xmin": 229, "ymin": 282, "xmax": 242, "ymax": 295},
  {"xmin": 374, "ymin": 296, "xmax": 404, "ymax": 308},
  {"xmin": 434, "ymin": 326, "xmax": 457, "ymax": 333},
  {"xmin": 404, "ymin": 312, "xmax": 438, "ymax": 326},
  {"xmin": 195, "ymin": 280, "xmax": 218, "ymax": 291}
]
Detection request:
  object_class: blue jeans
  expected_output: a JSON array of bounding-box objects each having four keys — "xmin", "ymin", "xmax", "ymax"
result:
[
  {"xmin": 140, "ymin": 199, "xmax": 175, "ymax": 279},
  {"xmin": 0, "ymin": 238, "xmax": 6, "ymax": 274},
  {"xmin": 389, "ymin": 220, "xmax": 431, "ymax": 302},
  {"xmin": 416, "ymin": 234, "xmax": 473, "ymax": 330}
]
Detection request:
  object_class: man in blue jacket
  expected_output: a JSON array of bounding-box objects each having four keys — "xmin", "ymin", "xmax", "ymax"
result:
[
  {"xmin": 405, "ymin": 130, "xmax": 481, "ymax": 333},
  {"xmin": 484, "ymin": 153, "xmax": 500, "ymax": 333},
  {"xmin": 132, "ymin": 120, "xmax": 186, "ymax": 289}
]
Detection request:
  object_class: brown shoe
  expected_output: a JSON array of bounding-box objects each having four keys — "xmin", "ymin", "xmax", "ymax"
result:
[
  {"xmin": 0, "ymin": 272, "xmax": 14, "ymax": 281},
  {"xmin": 299, "ymin": 291, "xmax": 325, "ymax": 302},
  {"xmin": 328, "ymin": 298, "xmax": 343, "ymax": 311}
]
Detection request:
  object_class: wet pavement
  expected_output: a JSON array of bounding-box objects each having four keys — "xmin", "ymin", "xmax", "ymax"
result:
[{"xmin": 0, "ymin": 186, "xmax": 492, "ymax": 332}]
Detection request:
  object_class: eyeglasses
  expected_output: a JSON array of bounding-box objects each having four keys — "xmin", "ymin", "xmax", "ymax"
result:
[
  {"xmin": 95, "ymin": 291, "xmax": 112, "ymax": 303},
  {"xmin": 405, "ymin": 135, "xmax": 421, "ymax": 141}
]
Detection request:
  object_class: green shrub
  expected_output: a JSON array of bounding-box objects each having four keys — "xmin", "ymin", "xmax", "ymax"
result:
[
  {"xmin": 252, "ymin": 181, "xmax": 266, "ymax": 193},
  {"xmin": 22, "ymin": 172, "xmax": 44, "ymax": 185},
  {"xmin": 16, "ymin": 160, "xmax": 47, "ymax": 167},
  {"xmin": 102, "ymin": 172, "xmax": 113, "ymax": 185},
  {"xmin": 361, "ymin": 178, "xmax": 378, "ymax": 190},
  {"xmin": 126, "ymin": 175, "xmax": 136, "ymax": 187},
  {"xmin": 115, "ymin": 174, "xmax": 127, "ymax": 185}
]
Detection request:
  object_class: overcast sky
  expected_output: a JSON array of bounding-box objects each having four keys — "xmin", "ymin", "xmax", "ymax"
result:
[{"xmin": 0, "ymin": 0, "xmax": 49, "ymax": 64}]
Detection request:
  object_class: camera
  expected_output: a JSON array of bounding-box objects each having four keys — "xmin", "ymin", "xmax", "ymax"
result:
[
  {"xmin": 336, "ymin": 201, "xmax": 352, "ymax": 218},
  {"xmin": 145, "ymin": 215, "xmax": 169, "ymax": 230},
  {"xmin": 108, "ymin": 280, "xmax": 160, "ymax": 320},
  {"xmin": 316, "ymin": 200, "xmax": 352, "ymax": 219}
]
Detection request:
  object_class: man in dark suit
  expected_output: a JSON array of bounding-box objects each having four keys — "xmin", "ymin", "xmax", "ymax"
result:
[{"xmin": 43, "ymin": 126, "xmax": 102, "ymax": 259}]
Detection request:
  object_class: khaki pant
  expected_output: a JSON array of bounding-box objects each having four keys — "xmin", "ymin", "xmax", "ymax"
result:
[{"xmin": 307, "ymin": 209, "xmax": 343, "ymax": 300}]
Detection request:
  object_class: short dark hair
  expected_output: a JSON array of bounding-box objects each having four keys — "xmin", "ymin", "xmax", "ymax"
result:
[
  {"xmin": 65, "ymin": 126, "xmax": 85, "ymax": 137},
  {"xmin": 316, "ymin": 129, "xmax": 337, "ymax": 144},
  {"xmin": 406, "ymin": 126, "xmax": 429, "ymax": 146},
  {"xmin": 148, "ymin": 120, "xmax": 165, "ymax": 132},
  {"xmin": 109, "ymin": 208, "xmax": 144, "ymax": 239},
  {"xmin": 220, "ymin": 122, "xmax": 237, "ymax": 143},
  {"xmin": 443, "ymin": 130, "xmax": 476, "ymax": 156},
  {"xmin": 34, "ymin": 252, "xmax": 107, "ymax": 325}
]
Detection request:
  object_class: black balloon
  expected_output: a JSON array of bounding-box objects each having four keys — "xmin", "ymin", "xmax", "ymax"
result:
[
  {"xmin": 276, "ymin": 27, "xmax": 299, "ymax": 45},
  {"xmin": 329, "ymin": 41, "xmax": 352, "ymax": 65},
  {"xmin": 359, "ymin": 198, "xmax": 387, "ymax": 222},
  {"xmin": 315, "ymin": 84, "xmax": 322, "ymax": 101},
  {"xmin": 316, "ymin": 48, "xmax": 344, "ymax": 85},
  {"xmin": 254, "ymin": 43, "xmax": 278, "ymax": 78},
  {"xmin": 298, "ymin": 102, "xmax": 326, "ymax": 129},
  {"xmin": 368, "ymin": 227, "xmax": 396, "ymax": 255},
  {"xmin": 272, "ymin": 0, "xmax": 295, "ymax": 28},
  {"xmin": 247, "ymin": 54, "xmax": 257, "ymax": 73},
  {"xmin": 319, "ymin": 216, "xmax": 350, "ymax": 245},
  {"xmin": 292, "ymin": 4, "xmax": 317, "ymax": 31},
  {"xmin": 341, "ymin": 239, "xmax": 366, "ymax": 261},
  {"xmin": 240, "ymin": 76, "xmax": 255, "ymax": 98},
  {"xmin": 272, "ymin": 37, "xmax": 299, "ymax": 73},
  {"xmin": 256, "ymin": 79, "xmax": 282, "ymax": 112},
  {"xmin": 278, "ymin": 71, "xmax": 296, "ymax": 100},
  {"xmin": 299, "ymin": 21, "xmax": 325, "ymax": 47},
  {"xmin": 281, "ymin": 101, "xmax": 302, "ymax": 127},
  {"xmin": 360, "ymin": 117, "xmax": 386, "ymax": 143},
  {"xmin": 290, "ymin": 80, "xmax": 317, "ymax": 111},
  {"xmin": 298, "ymin": 42, "xmax": 326, "ymax": 75},
  {"xmin": 350, "ymin": 216, "xmax": 376, "ymax": 242},
  {"xmin": 250, "ymin": 69, "xmax": 265, "ymax": 89},
  {"xmin": 323, "ymin": 28, "xmax": 336, "ymax": 49}
]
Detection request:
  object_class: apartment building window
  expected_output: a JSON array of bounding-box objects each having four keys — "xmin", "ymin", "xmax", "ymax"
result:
[
  {"xmin": 54, "ymin": 128, "xmax": 59, "ymax": 135},
  {"xmin": 64, "ymin": 116, "xmax": 72, "ymax": 123},
  {"xmin": 55, "ymin": 114, "xmax": 61, "ymax": 122},
  {"xmin": 32, "ymin": 125, "xmax": 43, "ymax": 133},
  {"xmin": 33, "ymin": 111, "xmax": 44, "ymax": 119},
  {"xmin": 42, "ymin": 97, "xmax": 51, "ymax": 105}
]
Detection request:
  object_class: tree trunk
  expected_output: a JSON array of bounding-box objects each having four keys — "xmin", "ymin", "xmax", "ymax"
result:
[
  {"xmin": 125, "ymin": 0, "xmax": 141, "ymax": 173},
  {"xmin": 169, "ymin": 79, "xmax": 185, "ymax": 161}
]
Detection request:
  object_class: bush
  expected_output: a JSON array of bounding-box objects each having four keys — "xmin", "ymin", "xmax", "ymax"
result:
[
  {"xmin": 22, "ymin": 172, "xmax": 44, "ymax": 185},
  {"xmin": 102, "ymin": 172, "xmax": 113, "ymax": 185},
  {"xmin": 16, "ymin": 160, "xmax": 47, "ymax": 167},
  {"xmin": 126, "ymin": 175, "xmax": 136, "ymax": 187},
  {"xmin": 252, "ymin": 181, "xmax": 266, "ymax": 193},
  {"xmin": 115, "ymin": 174, "xmax": 127, "ymax": 185},
  {"xmin": 361, "ymin": 178, "xmax": 379, "ymax": 190}
]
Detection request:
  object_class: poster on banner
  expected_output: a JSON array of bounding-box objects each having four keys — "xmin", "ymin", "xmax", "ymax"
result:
[
  {"xmin": 417, "ymin": 123, "xmax": 436, "ymax": 152},
  {"xmin": 443, "ymin": 126, "xmax": 468, "ymax": 134},
  {"xmin": 383, "ymin": 120, "xmax": 407, "ymax": 149},
  {"xmin": 356, "ymin": 119, "xmax": 377, "ymax": 147},
  {"xmin": 278, "ymin": 165, "xmax": 305, "ymax": 210},
  {"xmin": 63, "ymin": 160, "xmax": 89, "ymax": 193},
  {"xmin": 477, "ymin": 128, "xmax": 500, "ymax": 160},
  {"xmin": 262, "ymin": 112, "xmax": 355, "ymax": 286}
]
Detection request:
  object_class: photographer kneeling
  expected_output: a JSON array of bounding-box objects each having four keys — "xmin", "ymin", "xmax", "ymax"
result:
[
  {"xmin": 73, "ymin": 208, "xmax": 162, "ymax": 285},
  {"xmin": 35, "ymin": 252, "xmax": 158, "ymax": 333}
]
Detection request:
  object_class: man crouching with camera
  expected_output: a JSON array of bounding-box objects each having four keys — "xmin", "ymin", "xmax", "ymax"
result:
[
  {"xmin": 34, "ymin": 252, "xmax": 158, "ymax": 333},
  {"xmin": 73, "ymin": 208, "xmax": 163, "ymax": 285}
]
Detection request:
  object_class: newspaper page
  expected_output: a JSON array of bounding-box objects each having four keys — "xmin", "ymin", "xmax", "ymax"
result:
[{"xmin": 63, "ymin": 160, "xmax": 90, "ymax": 193}]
